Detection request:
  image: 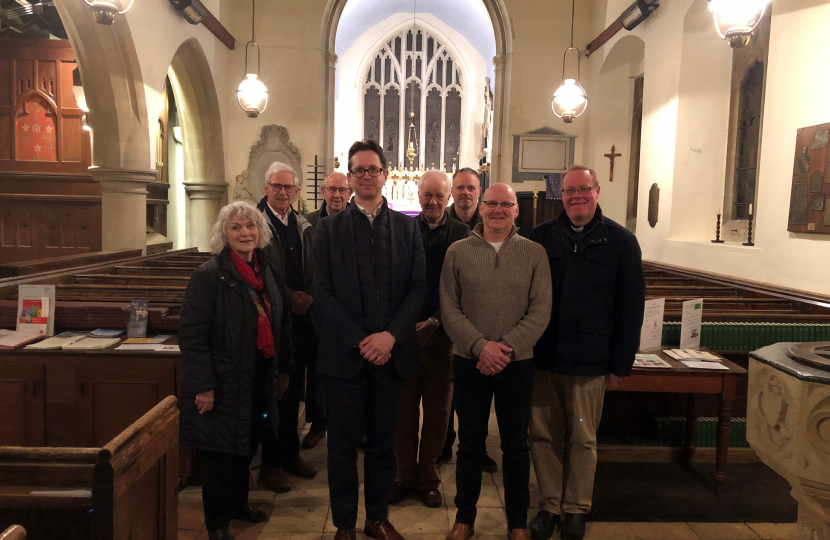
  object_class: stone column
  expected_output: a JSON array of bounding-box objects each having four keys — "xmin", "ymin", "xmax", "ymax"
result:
[
  {"xmin": 184, "ymin": 183, "xmax": 226, "ymax": 252},
  {"xmin": 748, "ymin": 342, "xmax": 830, "ymax": 540},
  {"xmin": 89, "ymin": 167, "xmax": 157, "ymax": 253},
  {"xmin": 319, "ymin": 49, "xmax": 338, "ymax": 175},
  {"xmin": 491, "ymin": 53, "xmax": 512, "ymax": 185}
]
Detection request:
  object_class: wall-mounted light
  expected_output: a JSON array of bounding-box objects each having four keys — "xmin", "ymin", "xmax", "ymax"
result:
[
  {"xmin": 82, "ymin": 0, "xmax": 134, "ymax": 25},
  {"xmin": 168, "ymin": 0, "xmax": 205, "ymax": 24},
  {"xmin": 707, "ymin": 0, "xmax": 770, "ymax": 48},
  {"xmin": 620, "ymin": 0, "xmax": 658, "ymax": 31},
  {"xmin": 236, "ymin": 0, "xmax": 268, "ymax": 118},
  {"xmin": 552, "ymin": 0, "xmax": 587, "ymax": 123}
]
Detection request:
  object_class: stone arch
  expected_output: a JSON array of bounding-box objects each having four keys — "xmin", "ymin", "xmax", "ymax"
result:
[
  {"xmin": 167, "ymin": 38, "xmax": 227, "ymax": 251},
  {"xmin": 319, "ymin": 0, "xmax": 512, "ymax": 182}
]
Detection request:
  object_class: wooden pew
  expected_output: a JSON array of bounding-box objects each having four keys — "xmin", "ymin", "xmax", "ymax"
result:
[
  {"xmin": 0, "ymin": 526, "xmax": 26, "ymax": 540},
  {"xmin": 0, "ymin": 396, "xmax": 178, "ymax": 540}
]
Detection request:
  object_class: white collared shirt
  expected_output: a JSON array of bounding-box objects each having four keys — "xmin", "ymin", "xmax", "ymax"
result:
[
  {"xmin": 268, "ymin": 201, "xmax": 290, "ymax": 226},
  {"xmin": 354, "ymin": 200, "xmax": 383, "ymax": 226}
]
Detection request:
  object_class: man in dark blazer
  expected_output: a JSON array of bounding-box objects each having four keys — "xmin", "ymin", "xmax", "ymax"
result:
[{"xmin": 314, "ymin": 139, "xmax": 427, "ymax": 540}]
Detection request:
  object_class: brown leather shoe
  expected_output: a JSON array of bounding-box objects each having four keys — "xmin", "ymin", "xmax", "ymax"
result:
[
  {"xmin": 508, "ymin": 528, "xmax": 529, "ymax": 540},
  {"xmin": 389, "ymin": 482, "xmax": 412, "ymax": 504},
  {"xmin": 364, "ymin": 519, "xmax": 404, "ymax": 540},
  {"xmin": 446, "ymin": 522, "xmax": 474, "ymax": 540},
  {"xmin": 333, "ymin": 528, "xmax": 356, "ymax": 540},
  {"xmin": 302, "ymin": 428, "xmax": 326, "ymax": 449},
  {"xmin": 421, "ymin": 489, "xmax": 442, "ymax": 508},
  {"xmin": 283, "ymin": 454, "xmax": 317, "ymax": 478},
  {"xmin": 258, "ymin": 467, "xmax": 291, "ymax": 493}
]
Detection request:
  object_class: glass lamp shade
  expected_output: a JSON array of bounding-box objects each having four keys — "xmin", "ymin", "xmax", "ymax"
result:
[
  {"xmin": 83, "ymin": 0, "xmax": 134, "ymax": 25},
  {"xmin": 551, "ymin": 79, "xmax": 588, "ymax": 123},
  {"xmin": 236, "ymin": 74, "xmax": 268, "ymax": 118},
  {"xmin": 707, "ymin": 0, "xmax": 769, "ymax": 48}
]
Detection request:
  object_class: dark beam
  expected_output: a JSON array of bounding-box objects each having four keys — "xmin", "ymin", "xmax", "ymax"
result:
[
  {"xmin": 585, "ymin": 18, "xmax": 623, "ymax": 57},
  {"xmin": 201, "ymin": 7, "xmax": 235, "ymax": 50}
]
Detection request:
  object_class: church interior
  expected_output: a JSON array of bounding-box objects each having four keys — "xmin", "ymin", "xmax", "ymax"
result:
[{"xmin": 1, "ymin": 0, "xmax": 829, "ymax": 538}]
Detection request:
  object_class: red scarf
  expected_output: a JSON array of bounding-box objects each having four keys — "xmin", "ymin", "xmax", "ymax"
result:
[{"xmin": 229, "ymin": 250, "xmax": 275, "ymax": 358}]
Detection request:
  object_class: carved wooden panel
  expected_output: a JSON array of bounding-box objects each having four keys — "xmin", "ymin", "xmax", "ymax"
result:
[
  {"xmin": 364, "ymin": 87, "xmax": 380, "ymax": 143},
  {"xmin": 444, "ymin": 88, "xmax": 461, "ymax": 173},
  {"xmin": 15, "ymin": 94, "xmax": 58, "ymax": 162},
  {"xmin": 383, "ymin": 87, "xmax": 400, "ymax": 167},
  {"xmin": 405, "ymin": 81, "xmax": 421, "ymax": 169},
  {"xmin": 425, "ymin": 88, "xmax": 441, "ymax": 169}
]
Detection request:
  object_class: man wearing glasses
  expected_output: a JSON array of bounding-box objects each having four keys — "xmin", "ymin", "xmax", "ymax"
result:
[
  {"xmin": 314, "ymin": 140, "xmax": 426, "ymax": 540},
  {"xmin": 307, "ymin": 172, "xmax": 352, "ymax": 233},
  {"xmin": 440, "ymin": 183, "xmax": 552, "ymax": 540},
  {"xmin": 527, "ymin": 165, "xmax": 645, "ymax": 540},
  {"xmin": 257, "ymin": 162, "xmax": 318, "ymax": 492}
]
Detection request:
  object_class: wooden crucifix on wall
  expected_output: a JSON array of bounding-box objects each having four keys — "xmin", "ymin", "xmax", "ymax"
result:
[{"xmin": 604, "ymin": 144, "xmax": 622, "ymax": 182}]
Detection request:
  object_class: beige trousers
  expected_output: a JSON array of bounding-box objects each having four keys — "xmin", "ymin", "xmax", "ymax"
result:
[{"xmin": 529, "ymin": 370, "xmax": 607, "ymax": 515}]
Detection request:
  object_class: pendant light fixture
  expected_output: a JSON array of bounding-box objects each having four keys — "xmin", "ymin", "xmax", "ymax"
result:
[
  {"xmin": 707, "ymin": 0, "xmax": 770, "ymax": 48},
  {"xmin": 551, "ymin": 0, "xmax": 587, "ymax": 123},
  {"xmin": 82, "ymin": 0, "xmax": 134, "ymax": 25},
  {"xmin": 236, "ymin": 0, "xmax": 268, "ymax": 118}
]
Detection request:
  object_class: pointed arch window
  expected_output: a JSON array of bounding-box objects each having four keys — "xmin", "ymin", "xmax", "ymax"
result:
[{"xmin": 362, "ymin": 26, "xmax": 465, "ymax": 172}]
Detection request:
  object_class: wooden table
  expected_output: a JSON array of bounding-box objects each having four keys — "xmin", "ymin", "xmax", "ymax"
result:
[{"xmin": 610, "ymin": 347, "xmax": 746, "ymax": 484}]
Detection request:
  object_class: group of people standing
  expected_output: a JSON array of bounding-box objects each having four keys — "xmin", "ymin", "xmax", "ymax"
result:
[{"xmin": 178, "ymin": 139, "xmax": 646, "ymax": 540}]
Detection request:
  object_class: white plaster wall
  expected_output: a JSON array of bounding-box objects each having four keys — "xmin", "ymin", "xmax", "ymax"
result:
[
  {"xmin": 335, "ymin": 13, "xmax": 488, "ymax": 173},
  {"xmin": 582, "ymin": 0, "xmax": 830, "ymax": 294}
]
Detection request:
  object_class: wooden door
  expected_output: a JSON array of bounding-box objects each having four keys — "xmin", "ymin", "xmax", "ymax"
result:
[
  {"xmin": 0, "ymin": 362, "xmax": 44, "ymax": 446},
  {"xmin": 76, "ymin": 364, "xmax": 175, "ymax": 446}
]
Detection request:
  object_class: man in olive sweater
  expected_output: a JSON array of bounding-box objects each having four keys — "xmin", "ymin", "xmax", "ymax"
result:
[{"xmin": 440, "ymin": 183, "xmax": 552, "ymax": 540}]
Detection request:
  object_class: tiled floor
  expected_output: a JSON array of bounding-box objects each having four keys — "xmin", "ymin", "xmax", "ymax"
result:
[{"xmin": 178, "ymin": 418, "xmax": 797, "ymax": 540}]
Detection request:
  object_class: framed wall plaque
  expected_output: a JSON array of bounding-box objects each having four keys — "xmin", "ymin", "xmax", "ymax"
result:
[{"xmin": 788, "ymin": 122, "xmax": 830, "ymax": 234}]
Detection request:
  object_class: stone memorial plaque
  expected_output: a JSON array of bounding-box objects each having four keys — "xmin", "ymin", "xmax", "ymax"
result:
[
  {"xmin": 519, "ymin": 137, "xmax": 568, "ymax": 173},
  {"xmin": 788, "ymin": 122, "xmax": 830, "ymax": 234}
]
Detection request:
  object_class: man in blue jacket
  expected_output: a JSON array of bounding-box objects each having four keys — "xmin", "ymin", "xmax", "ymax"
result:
[
  {"xmin": 314, "ymin": 140, "xmax": 427, "ymax": 540},
  {"xmin": 527, "ymin": 165, "xmax": 645, "ymax": 540}
]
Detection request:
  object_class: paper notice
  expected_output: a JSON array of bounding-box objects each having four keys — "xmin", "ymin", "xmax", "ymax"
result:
[
  {"xmin": 680, "ymin": 298, "xmax": 703, "ymax": 350},
  {"xmin": 639, "ymin": 298, "xmax": 665, "ymax": 351}
]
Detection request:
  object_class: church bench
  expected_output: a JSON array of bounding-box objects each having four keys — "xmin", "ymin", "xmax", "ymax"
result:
[
  {"xmin": 113, "ymin": 265, "xmax": 197, "ymax": 277},
  {"xmin": 0, "ymin": 251, "xmax": 142, "ymax": 279},
  {"xmin": 0, "ymin": 300, "xmax": 176, "ymax": 331},
  {"xmin": 72, "ymin": 274, "xmax": 192, "ymax": 286},
  {"xmin": 0, "ymin": 396, "xmax": 179, "ymax": 540},
  {"xmin": 0, "ymin": 525, "xmax": 26, "ymax": 540},
  {"xmin": 646, "ymin": 285, "xmax": 736, "ymax": 297}
]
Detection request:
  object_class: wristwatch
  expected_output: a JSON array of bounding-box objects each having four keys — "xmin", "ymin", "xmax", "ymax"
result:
[{"xmin": 427, "ymin": 316, "xmax": 440, "ymax": 327}]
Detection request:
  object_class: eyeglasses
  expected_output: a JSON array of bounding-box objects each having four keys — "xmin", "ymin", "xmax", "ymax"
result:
[
  {"xmin": 562, "ymin": 185, "xmax": 597, "ymax": 196},
  {"xmin": 349, "ymin": 167, "xmax": 385, "ymax": 178},
  {"xmin": 267, "ymin": 183, "xmax": 296, "ymax": 193},
  {"xmin": 323, "ymin": 186, "xmax": 351, "ymax": 195},
  {"xmin": 481, "ymin": 201, "xmax": 517, "ymax": 209}
]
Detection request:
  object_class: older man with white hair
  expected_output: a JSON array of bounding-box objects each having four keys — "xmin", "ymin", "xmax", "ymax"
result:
[
  {"xmin": 390, "ymin": 170, "xmax": 470, "ymax": 508},
  {"xmin": 256, "ymin": 162, "xmax": 318, "ymax": 492}
]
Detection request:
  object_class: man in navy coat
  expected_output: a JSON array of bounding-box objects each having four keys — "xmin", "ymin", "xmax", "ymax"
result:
[{"xmin": 314, "ymin": 139, "xmax": 426, "ymax": 540}]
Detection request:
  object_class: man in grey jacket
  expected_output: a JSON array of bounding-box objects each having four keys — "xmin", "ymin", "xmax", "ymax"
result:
[{"xmin": 440, "ymin": 183, "xmax": 552, "ymax": 540}]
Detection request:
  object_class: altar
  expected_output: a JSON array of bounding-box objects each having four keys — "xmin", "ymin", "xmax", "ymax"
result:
[{"xmin": 381, "ymin": 167, "xmax": 453, "ymax": 216}]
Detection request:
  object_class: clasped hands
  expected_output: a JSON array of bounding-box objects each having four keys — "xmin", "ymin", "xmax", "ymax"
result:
[
  {"xmin": 476, "ymin": 341, "xmax": 513, "ymax": 376},
  {"xmin": 290, "ymin": 290, "xmax": 314, "ymax": 316},
  {"xmin": 359, "ymin": 331, "xmax": 396, "ymax": 365}
]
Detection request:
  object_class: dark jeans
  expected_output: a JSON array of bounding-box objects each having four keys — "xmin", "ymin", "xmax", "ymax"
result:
[
  {"xmin": 267, "ymin": 313, "xmax": 319, "ymax": 467},
  {"xmin": 322, "ymin": 360, "xmax": 406, "ymax": 530},
  {"xmin": 201, "ymin": 355, "xmax": 277, "ymax": 530},
  {"xmin": 453, "ymin": 355, "xmax": 534, "ymax": 531}
]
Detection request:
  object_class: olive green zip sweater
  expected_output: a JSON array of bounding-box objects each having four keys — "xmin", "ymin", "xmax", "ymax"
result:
[{"xmin": 440, "ymin": 224, "xmax": 552, "ymax": 361}]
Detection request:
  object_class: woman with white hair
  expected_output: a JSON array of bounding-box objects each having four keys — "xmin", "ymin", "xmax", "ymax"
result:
[{"xmin": 179, "ymin": 201, "xmax": 293, "ymax": 540}]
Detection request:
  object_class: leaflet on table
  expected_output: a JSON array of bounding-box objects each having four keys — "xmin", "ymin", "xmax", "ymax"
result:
[
  {"xmin": 0, "ymin": 329, "xmax": 43, "ymax": 349},
  {"xmin": 25, "ymin": 331, "xmax": 86, "ymax": 349},
  {"xmin": 679, "ymin": 298, "xmax": 703, "ymax": 349},
  {"xmin": 664, "ymin": 349, "xmax": 721, "ymax": 362},
  {"xmin": 62, "ymin": 337, "xmax": 121, "ymax": 350},
  {"xmin": 122, "ymin": 335, "xmax": 172, "ymax": 344},
  {"xmin": 639, "ymin": 298, "xmax": 665, "ymax": 352},
  {"xmin": 127, "ymin": 299, "xmax": 149, "ymax": 338},
  {"xmin": 89, "ymin": 328, "xmax": 125, "ymax": 338},
  {"xmin": 17, "ymin": 284, "xmax": 55, "ymax": 337},
  {"xmin": 680, "ymin": 360, "xmax": 729, "ymax": 370},
  {"xmin": 115, "ymin": 343, "xmax": 180, "ymax": 352},
  {"xmin": 633, "ymin": 353, "xmax": 672, "ymax": 369}
]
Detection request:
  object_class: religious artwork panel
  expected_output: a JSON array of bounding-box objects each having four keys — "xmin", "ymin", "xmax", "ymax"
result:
[
  {"xmin": 443, "ymin": 88, "xmax": 461, "ymax": 173},
  {"xmin": 425, "ymin": 88, "xmax": 442, "ymax": 170},
  {"xmin": 788, "ymin": 122, "xmax": 830, "ymax": 234},
  {"xmin": 364, "ymin": 87, "xmax": 380, "ymax": 143},
  {"xmin": 15, "ymin": 94, "xmax": 58, "ymax": 162},
  {"xmin": 384, "ymin": 87, "xmax": 400, "ymax": 167}
]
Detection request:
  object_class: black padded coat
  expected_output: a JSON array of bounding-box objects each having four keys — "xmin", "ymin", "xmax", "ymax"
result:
[{"xmin": 179, "ymin": 247, "xmax": 293, "ymax": 456}]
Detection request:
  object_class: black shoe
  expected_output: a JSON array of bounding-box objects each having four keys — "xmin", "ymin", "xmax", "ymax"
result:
[
  {"xmin": 207, "ymin": 529, "xmax": 234, "ymax": 540},
  {"xmin": 436, "ymin": 451, "xmax": 452, "ymax": 466},
  {"xmin": 302, "ymin": 426, "xmax": 327, "ymax": 449},
  {"xmin": 482, "ymin": 453, "xmax": 498, "ymax": 474},
  {"xmin": 230, "ymin": 504, "xmax": 269, "ymax": 523},
  {"xmin": 529, "ymin": 510, "xmax": 559, "ymax": 540},
  {"xmin": 560, "ymin": 513, "xmax": 586, "ymax": 540}
]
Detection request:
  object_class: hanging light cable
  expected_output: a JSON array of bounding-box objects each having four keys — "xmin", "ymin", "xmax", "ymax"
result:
[
  {"xmin": 405, "ymin": 0, "xmax": 418, "ymax": 168},
  {"xmin": 551, "ymin": 0, "xmax": 587, "ymax": 123},
  {"xmin": 236, "ymin": 0, "xmax": 268, "ymax": 118}
]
